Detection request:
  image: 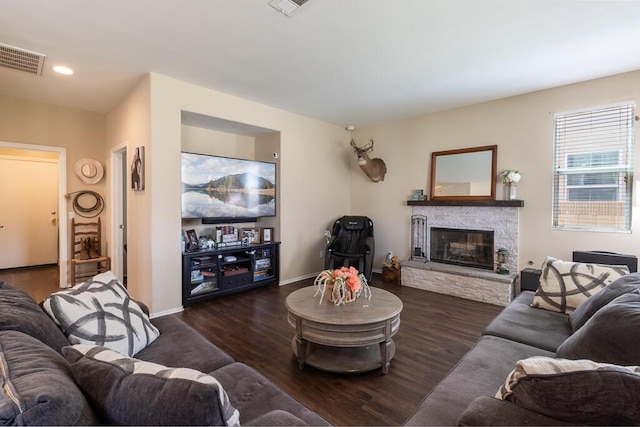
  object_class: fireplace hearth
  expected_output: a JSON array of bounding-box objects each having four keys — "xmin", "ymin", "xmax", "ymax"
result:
[{"xmin": 430, "ymin": 227, "xmax": 494, "ymax": 270}]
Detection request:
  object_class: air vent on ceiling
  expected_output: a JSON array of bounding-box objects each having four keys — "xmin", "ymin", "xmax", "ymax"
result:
[
  {"xmin": 0, "ymin": 43, "xmax": 46, "ymax": 76},
  {"xmin": 269, "ymin": 0, "xmax": 309, "ymax": 16}
]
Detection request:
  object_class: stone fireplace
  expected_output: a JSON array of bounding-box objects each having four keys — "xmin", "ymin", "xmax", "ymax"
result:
[
  {"xmin": 430, "ymin": 227, "xmax": 494, "ymax": 270},
  {"xmin": 403, "ymin": 201, "xmax": 522, "ymax": 306}
]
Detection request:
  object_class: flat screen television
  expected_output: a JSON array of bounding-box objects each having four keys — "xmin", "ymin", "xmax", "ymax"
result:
[{"xmin": 181, "ymin": 152, "xmax": 276, "ymax": 222}]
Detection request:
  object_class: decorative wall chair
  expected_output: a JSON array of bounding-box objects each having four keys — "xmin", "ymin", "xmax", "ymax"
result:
[{"xmin": 70, "ymin": 217, "xmax": 111, "ymax": 285}]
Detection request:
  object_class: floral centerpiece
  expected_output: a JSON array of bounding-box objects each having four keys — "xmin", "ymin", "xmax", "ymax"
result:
[
  {"xmin": 313, "ymin": 266, "xmax": 371, "ymax": 306},
  {"xmin": 501, "ymin": 169, "xmax": 521, "ymax": 200},
  {"xmin": 501, "ymin": 169, "xmax": 521, "ymax": 184}
]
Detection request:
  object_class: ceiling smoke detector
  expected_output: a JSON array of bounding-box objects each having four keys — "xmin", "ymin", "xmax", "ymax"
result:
[
  {"xmin": 268, "ymin": 0, "xmax": 309, "ymax": 16},
  {"xmin": 0, "ymin": 43, "xmax": 46, "ymax": 76}
]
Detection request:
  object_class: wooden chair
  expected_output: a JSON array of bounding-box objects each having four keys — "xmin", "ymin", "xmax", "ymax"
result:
[{"xmin": 70, "ymin": 217, "xmax": 111, "ymax": 285}]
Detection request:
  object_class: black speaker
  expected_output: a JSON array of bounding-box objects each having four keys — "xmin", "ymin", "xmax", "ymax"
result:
[
  {"xmin": 572, "ymin": 251, "xmax": 638, "ymax": 273},
  {"xmin": 520, "ymin": 268, "xmax": 541, "ymax": 292}
]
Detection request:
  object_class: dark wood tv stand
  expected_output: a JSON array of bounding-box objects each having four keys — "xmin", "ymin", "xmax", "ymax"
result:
[{"xmin": 182, "ymin": 242, "xmax": 280, "ymax": 306}]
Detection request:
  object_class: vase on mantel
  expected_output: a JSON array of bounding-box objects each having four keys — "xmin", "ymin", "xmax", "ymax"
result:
[{"xmin": 508, "ymin": 183, "xmax": 517, "ymax": 200}]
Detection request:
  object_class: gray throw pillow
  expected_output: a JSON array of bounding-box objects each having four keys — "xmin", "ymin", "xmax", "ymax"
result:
[
  {"xmin": 0, "ymin": 281, "xmax": 70, "ymax": 353},
  {"xmin": 569, "ymin": 273, "xmax": 640, "ymax": 332},
  {"xmin": 42, "ymin": 271, "xmax": 159, "ymax": 356},
  {"xmin": 557, "ymin": 292, "xmax": 640, "ymax": 365},
  {"xmin": 63, "ymin": 344, "xmax": 240, "ymax": 426},
  {"xmin": 497, "ymin": 356, "xmax": 640, "ymax": 425},
  {"xmin": 0, "ymin": 330, "xmax": 98, "ymax": 426}
]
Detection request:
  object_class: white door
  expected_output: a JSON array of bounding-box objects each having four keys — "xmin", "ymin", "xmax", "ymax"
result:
[{"xmin": 0, "ymin": 156, "xmax": 58, "ymax": 269}]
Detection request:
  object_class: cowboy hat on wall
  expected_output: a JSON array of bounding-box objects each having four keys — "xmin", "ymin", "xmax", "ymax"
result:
[{"xmin": 74, "ymin": 158, "xmax": 104, "ymax": 185}]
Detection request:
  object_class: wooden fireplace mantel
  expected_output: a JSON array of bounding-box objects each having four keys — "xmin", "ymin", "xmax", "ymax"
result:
[{"xmin": 407, "ymin": 199, "xmax": 524, "ymax": 207}]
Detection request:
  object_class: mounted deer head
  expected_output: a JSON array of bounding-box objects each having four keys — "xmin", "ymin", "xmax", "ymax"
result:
[{"xmin": 350, "ymin": 138, "xmax": 387, "ymax": 182}]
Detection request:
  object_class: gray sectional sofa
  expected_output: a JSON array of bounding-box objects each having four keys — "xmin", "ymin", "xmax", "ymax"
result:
[
  {"xmin": 0, "ymin": 280, "xmax": 329, "ymax": 426},
  {"xmin": 5, "ymin": 266, "xmax": 639, "ymax": 426},
  {"xmin": 405, "ymin": 272, "xmax": 640, "ymax": 426}
]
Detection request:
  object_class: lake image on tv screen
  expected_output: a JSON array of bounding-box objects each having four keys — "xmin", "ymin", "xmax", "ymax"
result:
[{"xmin": 181, "ymin": 153, "xmax": 276, "ymax": 219}]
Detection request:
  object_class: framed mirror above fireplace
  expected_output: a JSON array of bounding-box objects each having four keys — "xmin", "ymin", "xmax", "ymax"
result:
[{"xmin": 430, "ymin": 145, "xmax": 497, "ymax": 200}]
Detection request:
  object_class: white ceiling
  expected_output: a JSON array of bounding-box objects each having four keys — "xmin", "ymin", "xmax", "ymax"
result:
[{"xmin": 1, "ymin": 0, "xmax": 640, "ymax": 128}]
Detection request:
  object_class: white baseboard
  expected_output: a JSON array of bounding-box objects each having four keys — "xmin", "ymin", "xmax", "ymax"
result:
[
  {"xmin": 279, "ymin": 268, "xmax": 382, "ymax": 287},
  {"xmin": 151, "ymin": 305, "xmax": 184, "ymax": 319},
  {"xmin": 278, "ymin": 272, "xmax": 318, "ymax": 286}
]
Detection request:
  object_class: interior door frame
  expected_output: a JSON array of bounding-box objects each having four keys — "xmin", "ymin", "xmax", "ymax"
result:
[
  {"xmin": 111, "ymin": 142, "xmax": 127, "ymax": 283},
  {"xmin": 0, "ymin": 141, "xmax": 67, "ymax": 287}
]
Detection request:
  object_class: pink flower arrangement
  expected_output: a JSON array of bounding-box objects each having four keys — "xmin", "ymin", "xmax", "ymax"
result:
[
  {"xmin": 313, "ymin": 266, "xmax": 371, "ymax": 306},
  {"xmin": 337, "ymin": 266, "xmax": 363, "ymax": 293}
]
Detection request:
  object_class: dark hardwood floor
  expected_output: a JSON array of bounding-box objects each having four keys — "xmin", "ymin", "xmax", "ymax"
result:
[
  {"xmin": 177, "ymin": 275, "xmax": 503, "ymax": 426},
  {"xmin": 0, "ymin": 264, "xmax": 60, "ymax": 302}
]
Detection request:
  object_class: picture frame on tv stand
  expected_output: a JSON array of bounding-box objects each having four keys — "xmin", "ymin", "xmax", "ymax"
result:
[
  {"xmin": 241, "ymin": 228, "xmax": 260, "ymax": 244},
  {"xmin": 261, "ymin": 227, "xmax": 274, "ymax": 243},
  {"xmin": 185, "ymin": 229, "xmax": 198, "ymax": 252}
]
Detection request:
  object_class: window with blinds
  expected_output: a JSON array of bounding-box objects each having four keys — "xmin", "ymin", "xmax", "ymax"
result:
[{"xmin": 553, "ymin": 102, "xmax": 635, "ymax": 232}]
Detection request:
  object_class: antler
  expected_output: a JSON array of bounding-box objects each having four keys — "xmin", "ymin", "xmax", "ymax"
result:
[{"xmin": 350, "ymin": 138, "xmax": 375, "ymax": 153}]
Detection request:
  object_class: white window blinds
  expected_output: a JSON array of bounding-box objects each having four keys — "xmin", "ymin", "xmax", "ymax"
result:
[{"xmin": 553, "ymin": 102, "xmax": 635, "ymax": 232}]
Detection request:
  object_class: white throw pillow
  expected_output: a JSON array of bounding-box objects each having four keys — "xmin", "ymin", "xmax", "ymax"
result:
[
  {"xmin": 530, "ymin": 257, "xmax": 629, "ymax": 314},
  {"xmin": 42, "ymin": 271, "xmax": 159, "ymax": 356}
]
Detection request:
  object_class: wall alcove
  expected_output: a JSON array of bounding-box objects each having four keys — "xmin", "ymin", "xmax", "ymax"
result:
[{"xmin": 180, "ymin": 111, "xmax": 281, "ymax": 239}]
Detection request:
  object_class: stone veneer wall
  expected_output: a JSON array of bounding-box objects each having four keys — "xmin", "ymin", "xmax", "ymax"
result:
[
  {"xmin": 412, "ymin": 205, "xmax": 520, "ymax": 273},
  {"xmin": 403, "ymin": 205, "xmax": 520, "ymax": 306},
  {"xmin": 402, "ymin": 260, "xmax": 517, "ymax": 306}
]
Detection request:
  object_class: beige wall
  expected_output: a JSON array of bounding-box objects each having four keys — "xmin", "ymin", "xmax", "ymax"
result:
[
  {"xmin": 5, "ymin": 68, "xmax": 639, "ymax": 313},
  {"xmin": 182, "ymin": 126, "xmax": 255, "ymax": 158},
  {"xmin": 143, "ymin": 73, "xmax": 348, "ymax": 314},
  {"xmin": 0, "ymin": 147, "xmax": 58, "ymax": 159},
  {"xmin": 254, "ymin": 132, "xmax": 281, "ymax": 237},
  {"xmin": 179, "ymin": 126, "xmax": 282, "ymax": 241},
  {"xmin": 0, "ymin": 95, "xmax": 106, "ymax": 281},
  {"xmin": 104, "ymin": 75, "xmax": 152, "ymax": 305},
  {"xmin": 0, "ymin": 96, "xmax": 105, "ymax": 195},
  {"xmin": 353, "ymin": 70, "xmax": 640, "ymax": 272}
]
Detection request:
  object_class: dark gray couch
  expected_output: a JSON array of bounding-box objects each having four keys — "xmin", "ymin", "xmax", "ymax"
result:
[
  {"xmin": 0, "ymin": 280, "xmax": 329, "ymax": 426},
  {"xmin": 404, "ymin": 273, "xmax": 640, "ymax": 426}
]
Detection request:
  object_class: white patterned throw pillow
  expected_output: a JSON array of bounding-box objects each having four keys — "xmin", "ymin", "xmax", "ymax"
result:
[
  {"xmin": 63, "ymin": 344, "xmax": 241, "ymax": 426},
  {"xmin": 42, "ymin": 271, "xmax": 159, "ymax": 356},
  {"xmin": 530, "ymin": 257, "xmax": 629, "ymax": 314}
]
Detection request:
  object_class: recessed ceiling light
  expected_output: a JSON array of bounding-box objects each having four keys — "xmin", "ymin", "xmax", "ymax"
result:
[
  {"xmin": 52, "ymin": 65, "xmax": 73, "ymax": 75},
  {"xmin": 268, "ymin": 0, "xmax": 309, "ymax": 16}
]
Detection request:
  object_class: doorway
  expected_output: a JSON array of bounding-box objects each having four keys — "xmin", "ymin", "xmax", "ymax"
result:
[
  {"xmin": 111, "ymin": 144, "xmax": 127, "ymax": 285},
  {"xmin": 0, "ymin": 141, "xmax": 68, "ymax": 287},
  {"xmin": 0, "ymin": 155, "xmax": 58, "ymax": 268}
]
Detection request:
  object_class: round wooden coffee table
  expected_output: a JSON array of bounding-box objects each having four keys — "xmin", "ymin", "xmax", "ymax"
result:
[{"xmin": 285, "ymin": 286, "xmax": 402, "ymax": 374}]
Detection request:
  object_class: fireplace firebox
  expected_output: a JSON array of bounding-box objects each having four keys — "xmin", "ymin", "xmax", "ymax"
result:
[{"xmin": 430, "ymin": 227, "xmax": 494, "ymax": 270}]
